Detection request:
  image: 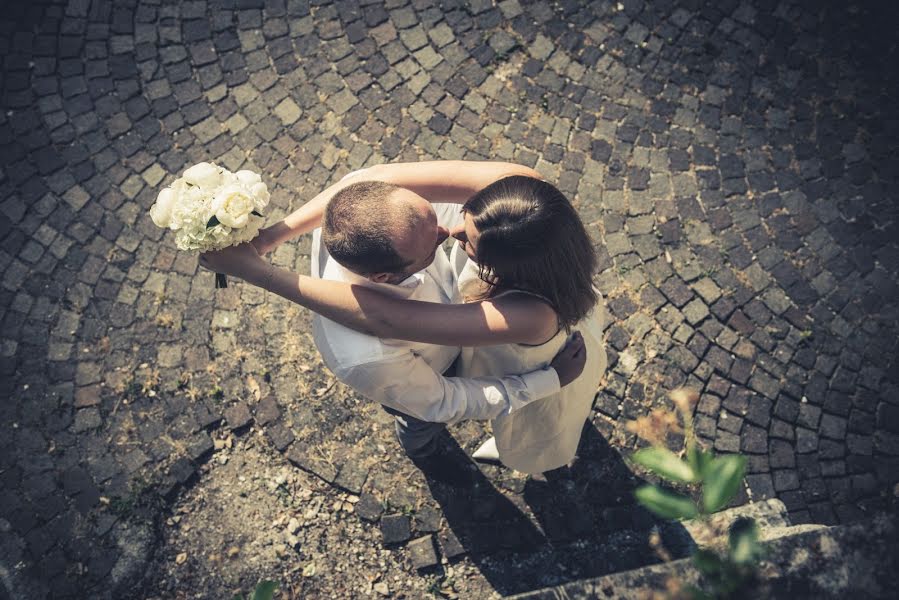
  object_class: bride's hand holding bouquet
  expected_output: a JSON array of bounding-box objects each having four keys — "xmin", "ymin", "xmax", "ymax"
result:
[{"xmin": 197, "ymin": 242, "xmax": 270, "ymax": 285}]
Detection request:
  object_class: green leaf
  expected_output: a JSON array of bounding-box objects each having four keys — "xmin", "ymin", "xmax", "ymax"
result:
[
  {"xmin": 729, "ymin": 518, "xmax": 761, "ymax": 564},
  {"xmin": 688, "ymin": 446, "xmax": 714, "ymax": 481},
  {"xmin": 251, "ymin": 580, "xmax": 278, "ymax": 600},
  {"xmin": 692, "ymin": 549, "xmax": 724, "ymax": 575},
  {"xmin": 634, "ymin": 484, "xmax": 698, "ymax": 520},
  {"xmin": 206, "ymin": 215, "xmax": 220, "ymax": 228},
  {"xmin": 702, "ymin": 455, "xmax": 746, "ymax": 514},
  {"xmin": 632, "ymin": 447, "xmax": 696, "ymax": 483},
  {"xmin": 251, "ymin": 210, "xmax": 264, "ymax": 217}
]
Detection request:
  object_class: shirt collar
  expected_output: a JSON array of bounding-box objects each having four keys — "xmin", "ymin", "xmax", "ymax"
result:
[{"xmin": 334, "ymin": 262, "xmax": 425, "ymax": 299}]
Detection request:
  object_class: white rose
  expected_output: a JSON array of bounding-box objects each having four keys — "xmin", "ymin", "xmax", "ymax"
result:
[
  {"xmin": 150, "ymin": 187, "xmax": 176, "ymax": 228},
  {"xmin": 236, "ymin": 170, "xmax": 262, "ymax": 186},
  {"xmin": 212, "ymin": 185, "xmax": 255, "ymax": 228},
  {"xmin": 183, "ymin": 162, "xmax": 223, "ymax": 189}
]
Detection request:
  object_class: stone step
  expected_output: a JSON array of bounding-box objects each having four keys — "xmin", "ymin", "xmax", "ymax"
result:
[
  {"xmin": 437, "ymin": 500, "xmax": 794, "ymax": 596},
  {"xmin": 508, "ymin": 513, "xmax": 897, "ymax": 599},
  {"xmin": 681, "ymin": 498, "xmax": 792, "ymax": 548},
  {"xmin": 591, "ymin": 499, "xmax": 796, "ymax": 567},
  {"xmin": 758, "ymin": 523, "xmax": 827, "ymax": 540}
]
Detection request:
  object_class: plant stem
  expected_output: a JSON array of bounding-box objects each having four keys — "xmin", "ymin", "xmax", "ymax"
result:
[{"xmin": 684, "ymin": 407, "xmax": 695, "ymax": 457}]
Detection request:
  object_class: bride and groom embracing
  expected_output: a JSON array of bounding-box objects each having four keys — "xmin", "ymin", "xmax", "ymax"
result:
[{"xmin": 200, "ymin": 160, "xmax": 607, "ymax": 481}]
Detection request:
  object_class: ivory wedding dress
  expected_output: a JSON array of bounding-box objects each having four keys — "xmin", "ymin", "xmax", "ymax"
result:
[{"xmin": 451, "ymin": 243, "xmax": 608, "ymax": 474}]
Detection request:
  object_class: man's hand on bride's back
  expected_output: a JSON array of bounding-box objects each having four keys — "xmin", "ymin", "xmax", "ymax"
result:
[{"xmin": 550, "ymin": 331, "xmax": 587, "ymax": 387}]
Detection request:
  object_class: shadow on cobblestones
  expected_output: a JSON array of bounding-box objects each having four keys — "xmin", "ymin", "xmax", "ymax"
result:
[
  {"xmin": 1, "ymin": 0, "xmax": 898, "ymax": 597},
  {"xmin": 421, "ymin": 426, "xmax": 692, "ymax": 596}
]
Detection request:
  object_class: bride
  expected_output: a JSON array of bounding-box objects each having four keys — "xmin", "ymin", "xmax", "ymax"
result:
[{"xmin": 201, "ymin": 161, "xmax": 607, "ymax": 474}]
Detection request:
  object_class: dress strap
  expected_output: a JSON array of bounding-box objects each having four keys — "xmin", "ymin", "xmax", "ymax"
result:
[{"xmin": 491, "ymin": 288, "xmax": 553, "ymax": 304}]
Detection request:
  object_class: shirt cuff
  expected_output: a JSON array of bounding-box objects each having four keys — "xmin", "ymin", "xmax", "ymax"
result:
[{"xmin": 513, "ymin": 367, "xmax": 561, "ymax": 411}]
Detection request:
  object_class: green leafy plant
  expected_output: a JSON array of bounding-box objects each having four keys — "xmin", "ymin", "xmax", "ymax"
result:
[
  {"xmin": 627, "ymin": 389, "xmax": 763, "ymax": 599},
  {"xmin": 233, "ymin": 580, "xmax": 278, "ymax": 600},
  {"xmin": 685, "ymin": 518, "xmax": 764, "ymax": 599}
]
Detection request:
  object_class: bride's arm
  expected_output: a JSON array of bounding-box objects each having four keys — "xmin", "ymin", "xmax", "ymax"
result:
[
  {"xmin": 260, "ymin": 264, "xmax": 559, "ymax": 346},
  {"xmin": 202, "ymin": 245, "xmax": 557, "ymax": 346},
  {"xmin": 256, "ymin": 161, "xmax": 541, "ymax": 254}
]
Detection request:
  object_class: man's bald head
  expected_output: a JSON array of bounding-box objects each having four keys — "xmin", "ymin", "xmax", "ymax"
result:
[{"xmin": 322, "ymin": 180, "xmax": 424, "ymax": 279}]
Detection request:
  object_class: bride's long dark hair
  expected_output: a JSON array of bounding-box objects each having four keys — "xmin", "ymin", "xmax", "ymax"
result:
[{"xmin": 462, "ymin": 175, "xmax": 598, "ymax": 330}]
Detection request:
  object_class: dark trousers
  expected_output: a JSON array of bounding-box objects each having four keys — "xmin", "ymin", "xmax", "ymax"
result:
[
  {"xmin": 380, "ymin": 359, "xmax": 457, "ymax": 458},
  {"xmin": 382, "ymin": 404, "xmax": 447, "ymax": 459}
]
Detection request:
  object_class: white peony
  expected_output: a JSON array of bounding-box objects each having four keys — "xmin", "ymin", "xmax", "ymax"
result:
[
  {"xmin": 211, "ymin": 185, "xmax": 255, "ymax": 229},
  {"xmin": 220, "ymin": 169, "xmax": 240, "ymax": 187},
  {"xmin": 249, "ymin": 182, "xmax": 270, "ymax": 210},
  {"xmin": 183, "ymin": 162, "xmax": 223, "ymax": 189},
  {"xmin": 150, "ymin": 187, "xmax": 176, "ymax": 228},
  {"xmin": 235, "ymin": 170, "xmax": 262, "ymax": 186}
]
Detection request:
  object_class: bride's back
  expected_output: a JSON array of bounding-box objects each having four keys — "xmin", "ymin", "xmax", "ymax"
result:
[{"xmin": 452, "ymin": 238, "xmax": 607, "ymax": 474}]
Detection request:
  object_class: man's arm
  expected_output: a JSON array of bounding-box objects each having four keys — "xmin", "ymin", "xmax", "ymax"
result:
[
  {"xmin": 338, "ymin": 351, "xmax": 561, "ymax": 425},
  {"xmin": 363, "ymin": 160, "xmax": 543, "ymax": 205},
  {"xmin": 254, "ymin": 161, "xmax": 542, "ymax": 254}
]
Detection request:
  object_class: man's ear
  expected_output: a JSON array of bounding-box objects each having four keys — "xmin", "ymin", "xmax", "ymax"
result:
[{"xmin": 369, "ymin": 272, "xmax": 391, "ymax": 284}]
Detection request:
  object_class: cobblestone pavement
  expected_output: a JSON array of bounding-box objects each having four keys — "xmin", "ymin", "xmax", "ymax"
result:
[{"xmin": 1, "ymin": 0, "xmax": 898, "ymax": 598}]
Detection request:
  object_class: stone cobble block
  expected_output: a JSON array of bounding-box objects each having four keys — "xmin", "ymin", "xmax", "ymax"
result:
[
  {"xmin": 741, "ymin": 424, "xmax": 767, "ymax": 454},
  {"xmin": 333, "ymin": 463, "xmax": 369, "ymax": 495},
  {"xmin": 71, "ymin": 408, "xmax": 101, "ymax": 433},
  {"xmin": 223, "ymin": 402, "xmax": 252, "ymax": 430},
  {"xmin": 407, "ymin": 534, "xmax": 438, "ymax": 569},
  {"xmin": 381, "ymin": 514, "xmax": 412, "ymax": 545},
  {"xmin": 285, "ymin": 445, "xmax": 337, "ymax": 484},
  {"xmin": 355, "ymin": 493, "xmax": 384, "ymax": 523},
  {"xmin": 772, "ymin": 469, "xmax": 800, "ymax": 492},
  {"xmin": 265, "ymin": 422, "xmax": 295, "ymax": 452}
]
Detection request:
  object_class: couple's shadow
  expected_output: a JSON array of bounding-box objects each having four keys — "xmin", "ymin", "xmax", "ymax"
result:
[{"xmin": 423, "ymin": 424, "xmax": 693, "ymax": 596}]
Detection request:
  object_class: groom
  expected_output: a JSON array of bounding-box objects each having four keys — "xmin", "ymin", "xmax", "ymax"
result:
[{"xmin": 202, "ymin": 162, "xmax": 585, "ymax": 475}]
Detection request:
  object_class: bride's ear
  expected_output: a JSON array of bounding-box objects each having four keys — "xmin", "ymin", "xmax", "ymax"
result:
[{"xmin": 369, "ymin": 272, "xmax": 391, "ymax": 283}]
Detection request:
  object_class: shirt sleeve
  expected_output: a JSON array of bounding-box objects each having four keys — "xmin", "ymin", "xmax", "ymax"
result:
[
  {"xmin": 336, "ymin": 352, "xmax": 560, "ymax": 424},
  {"xmin": 433, "ymin": 202, "xmax": 465, "ymax": 231},
  {"xmin": 339, "ymin": 168, "xmax": 369, "ymax": 181}
]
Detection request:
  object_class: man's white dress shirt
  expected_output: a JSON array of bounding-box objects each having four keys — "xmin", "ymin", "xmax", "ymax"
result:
[{"xmin": 310, "ymin": 202, "xmax": 560, "ymax": 425}]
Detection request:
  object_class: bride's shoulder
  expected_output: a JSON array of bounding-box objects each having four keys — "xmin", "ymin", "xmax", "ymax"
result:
[{"xmin": 489, "ymin": 291, "xmax": 559, "ymax": 343}]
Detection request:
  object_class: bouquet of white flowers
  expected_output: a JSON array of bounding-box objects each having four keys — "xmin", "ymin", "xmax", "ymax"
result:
[{"xmin": 150, "ymin": 162, "xmax": 270, "ymax": 287}]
